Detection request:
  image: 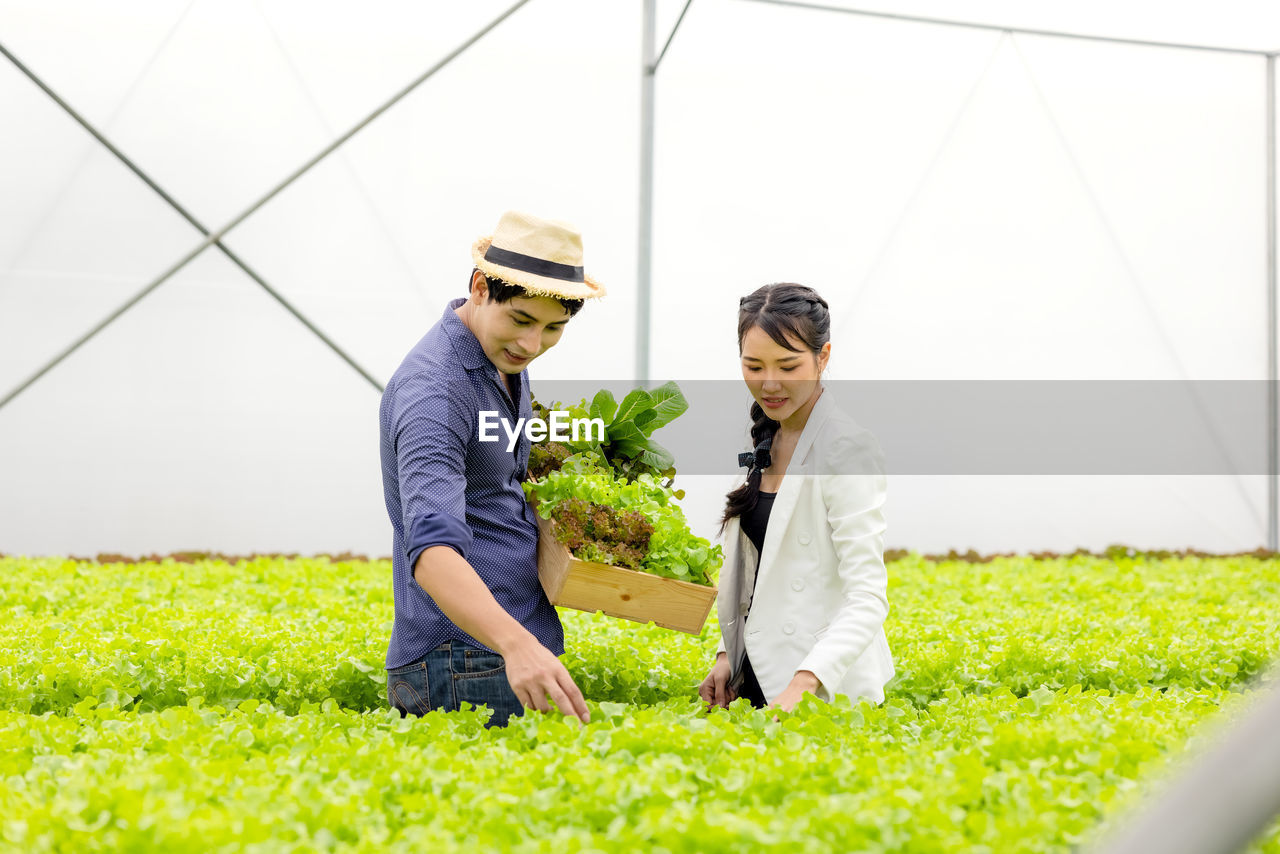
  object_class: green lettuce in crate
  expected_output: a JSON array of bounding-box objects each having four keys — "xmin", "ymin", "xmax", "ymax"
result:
[
  {"xmin": 525, "ymin": 381, "xmax": 718, "ymax": 585},
  {"xmin": 524, "ymin": 455, "xmax": 721, "ymax": 587},
  {"xmin": 528, "ymin": 380, "xmax": 687, "ymax": 486}
]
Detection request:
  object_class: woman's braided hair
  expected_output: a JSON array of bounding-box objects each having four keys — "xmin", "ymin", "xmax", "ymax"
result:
[{"xmin": 721, "ymin": 283, "xmax": 831, "ymax": 530}]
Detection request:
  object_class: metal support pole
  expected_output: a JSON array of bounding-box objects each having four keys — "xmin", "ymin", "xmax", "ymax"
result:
[
  {"xmin": 637, "ymin": 0, "xmax": 656, "ymax": 385},
  {"xmin": 1269, "ymin": 55, "xmax": 1278, "ymax": 551},
  {"xmin": 1091, "ymin": 670, "xmax": 1280, "ymax": 854}
]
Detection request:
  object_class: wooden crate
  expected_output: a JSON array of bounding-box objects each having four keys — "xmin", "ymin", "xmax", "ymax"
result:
[{"xmin": 534, "ymin": 511, "xmax": 716, "ymax": 635}]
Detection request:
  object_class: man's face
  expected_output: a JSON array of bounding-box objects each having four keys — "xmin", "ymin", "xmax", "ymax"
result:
[{"xmin": 468, "ymin": 277, "xmax": 572, "ymax": 374}]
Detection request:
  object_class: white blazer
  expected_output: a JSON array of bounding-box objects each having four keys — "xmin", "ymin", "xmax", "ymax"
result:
[{"xmin": 717, "ymin": 390, "xmax": 894, "ymax": 705}]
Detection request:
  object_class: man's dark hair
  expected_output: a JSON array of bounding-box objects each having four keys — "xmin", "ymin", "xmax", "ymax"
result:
[{"xmin": 470, "ymin": 270, "xmax": 585, "ymax": 317}]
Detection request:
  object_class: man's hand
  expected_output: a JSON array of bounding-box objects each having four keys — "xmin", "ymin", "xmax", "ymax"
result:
[
  {"xmin": 413, "ymin": 547, "xmax": 589, "ymax": 724},
  {"xmin": 698, "ymin": 652, "xmax": 736, "ymax": 709},
  {"xmin": 498, "ymin": 634, "xmax": 590, "ymax": 724},
  {"xmin": 771, "ymin": 670, "xmax": 820, "ymax": 713}
]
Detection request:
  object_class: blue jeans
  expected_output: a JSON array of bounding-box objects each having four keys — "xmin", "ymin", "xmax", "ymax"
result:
[{"xmin": 386, "ymin": 641, "xmax": 524, "ymax": 727}]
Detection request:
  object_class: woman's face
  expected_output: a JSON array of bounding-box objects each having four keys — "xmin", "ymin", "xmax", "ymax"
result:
[{"xmin": 740, "ymin": 324, "xmax": 830, "ymax": 426}]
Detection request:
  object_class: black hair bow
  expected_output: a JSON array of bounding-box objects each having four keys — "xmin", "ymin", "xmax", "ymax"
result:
[{"xmin": 737, "ymin": 439, "xmax": 773, "ymax": 472}]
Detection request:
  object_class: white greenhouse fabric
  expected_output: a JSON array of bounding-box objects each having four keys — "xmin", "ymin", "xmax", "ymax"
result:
[{"xmin": 0, "ymin": 0, "xmax": 1275, "ymax": 556}]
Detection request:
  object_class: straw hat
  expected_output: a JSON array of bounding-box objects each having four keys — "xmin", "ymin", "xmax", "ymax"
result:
[{"xmin": 471, "ymin": 210, "xmax": 606, "ymax": 300}]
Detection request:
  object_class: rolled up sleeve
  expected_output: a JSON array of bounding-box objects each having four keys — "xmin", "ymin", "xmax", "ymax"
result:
[{"xmin": 389, "ymin": 370, "xmax": 477, "ymax": 568}]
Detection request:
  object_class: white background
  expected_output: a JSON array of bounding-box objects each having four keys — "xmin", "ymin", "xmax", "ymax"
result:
[{"xmin": 1, "ymin": 0, "xmax": 1276, "ymax": 556}]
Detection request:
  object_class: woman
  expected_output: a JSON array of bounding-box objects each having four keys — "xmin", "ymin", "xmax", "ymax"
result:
[{"xmin": 698, "ymin": 283, "xmax": 894, "ymax": 712}]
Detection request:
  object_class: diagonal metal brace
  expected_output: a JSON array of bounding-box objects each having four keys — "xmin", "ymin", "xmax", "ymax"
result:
[
  {"xmin": 0, "ymin": 41, "xmax": 385, "ymax": 395},
  {"xmin": 736, "ymin": 0, "xmax": 1270, "ymax": 56},
  {"xmin": 0, "ymin": 0, "xmax": 533, "ymax": 412},
  {"xmin": 652, "ymin": 0, "xmax": 695, "ymax": 73}
]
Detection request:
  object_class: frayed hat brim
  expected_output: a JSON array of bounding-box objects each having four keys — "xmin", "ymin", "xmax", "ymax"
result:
[{"xmin": 472, "ymin": 237, "xmax": 606, "ymax": 300}]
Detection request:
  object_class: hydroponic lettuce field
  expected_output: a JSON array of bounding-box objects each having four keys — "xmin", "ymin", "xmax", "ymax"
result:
[{"xmin": 2, "ymin": 553, "xmax": 1278, "ymax": 853}]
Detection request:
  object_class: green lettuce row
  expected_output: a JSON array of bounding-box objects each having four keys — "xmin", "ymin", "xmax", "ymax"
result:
[
  {"xmin": 886, "ymin": 553, "xmax": 1280, "ymax": 705},
  {"xmin": 0, "ymin": 557, "xmax": 391, "ymax": 715},
  {"xmin": 2, "ymin": 688, "xmax": 1276, "ymax": 853},
  {"xmin": 1, "ymin": 554, "xmax": 1277, "ymax": 715}
]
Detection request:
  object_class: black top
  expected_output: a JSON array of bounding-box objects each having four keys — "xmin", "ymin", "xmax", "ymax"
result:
[
  {"xmin": 741, "ymin": 490, "xmax": 777, "ymax": 558},
  {"xmin": 736, "ymin": 490, "xmax": 777, "ymax": 705}
]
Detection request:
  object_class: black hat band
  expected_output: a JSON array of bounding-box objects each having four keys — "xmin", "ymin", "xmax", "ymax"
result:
[{"xmin": 484, "ymin": 244, "xmax": 584, "ymax": 283}]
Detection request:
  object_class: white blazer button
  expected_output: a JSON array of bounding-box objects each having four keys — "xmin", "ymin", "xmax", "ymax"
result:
[
  {"xmin": 791, "ymin": 579, "xmax": 804, "ymax": 592},
  {"xmin": 782, "ymin": 621, "xmax": 796, "ymax": 635},
  {"xmin": 740, "ymin": 604, "xmax": 750, "ymax": 617},
  {"xmin": 798, "ymin": 532, "xmax": 811, "ymax": 546}
]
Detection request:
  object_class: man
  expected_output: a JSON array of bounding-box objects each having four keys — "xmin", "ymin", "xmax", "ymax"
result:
[{"xmin": 380, "ymin": 210, "xmax": 605, "ymax": 726}]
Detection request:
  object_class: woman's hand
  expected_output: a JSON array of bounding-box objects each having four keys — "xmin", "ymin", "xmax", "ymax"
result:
[
  {"xmin": 771, "ymin": 670, "xmax": 820, "ymax": 713},
  {"xmin": 698, "ymin": 652, "xmax": 736, "ymax": 709}
]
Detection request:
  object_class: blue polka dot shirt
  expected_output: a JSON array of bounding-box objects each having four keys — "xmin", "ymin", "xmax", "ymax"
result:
[{"xmin": 380, "ymin": 297, "xmax": 564, "ymax": 670}]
